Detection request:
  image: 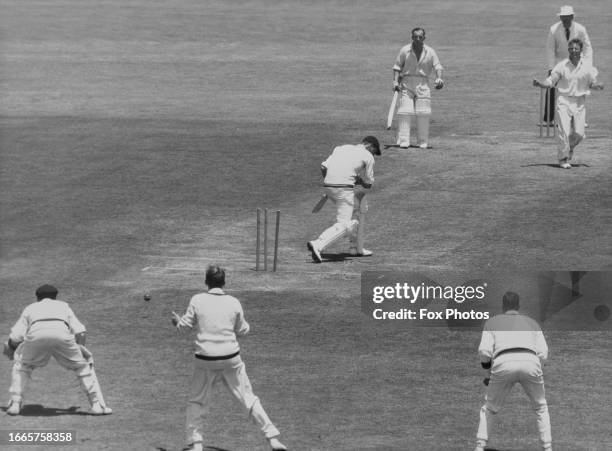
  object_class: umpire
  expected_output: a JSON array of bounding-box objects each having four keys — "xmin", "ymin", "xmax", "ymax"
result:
[{"xmin": 474, "ymin": 292, "xmax": 552, "ymax": 451}]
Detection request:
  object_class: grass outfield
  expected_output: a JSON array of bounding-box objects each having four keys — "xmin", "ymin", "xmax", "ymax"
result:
[{"xmin": 1, "ymin": 0, "xmax": 612, "ymax": 450}]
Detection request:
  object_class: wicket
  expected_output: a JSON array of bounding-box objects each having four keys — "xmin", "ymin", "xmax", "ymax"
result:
[
  {"xmin": 256, "ymin": 208, "xmax": 280, "ymax": 271},
  {"xmin": 539, "ymin": 87, "xmax": 557, "ymax": 138}
]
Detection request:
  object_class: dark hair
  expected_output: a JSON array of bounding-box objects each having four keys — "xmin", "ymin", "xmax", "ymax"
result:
[
  {"xmin": 411, "ymin": 27, "xmax": 426, "ymax": 37},
  {"xmin": 36, "ymin": 284, "xmax": 58, "ymax": 300},
  {"xmin": 568, "ymin": 38, "xmax": 584, "ymax": 50},
  {"xmin": 362, "ymin": 135, "xmax": 381, "ymax": 155},
  {"xmin": 205, "ymin": 265, "xmax": 226, "ymax": 288},
  {"xmin": 502, "ymin": 291, "xmax": 520, "ymax": 312}
]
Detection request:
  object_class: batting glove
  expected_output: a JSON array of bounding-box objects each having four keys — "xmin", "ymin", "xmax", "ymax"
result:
[{"xmin": 434, "ymin": 78, "xmax": 444, "ymax": 90}]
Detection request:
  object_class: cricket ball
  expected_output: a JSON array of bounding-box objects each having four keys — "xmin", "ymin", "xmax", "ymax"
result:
[{"xmin": 144, "ymin": 293, "xmax": 152, "ymax": 302}]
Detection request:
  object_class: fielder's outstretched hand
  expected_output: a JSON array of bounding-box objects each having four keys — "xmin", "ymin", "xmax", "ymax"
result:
[{"xmin": 171, "ymin": 311, "xmax": 181, "ymax": 327}]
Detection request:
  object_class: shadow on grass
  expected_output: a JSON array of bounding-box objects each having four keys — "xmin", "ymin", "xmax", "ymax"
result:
[
  {"xmin": 383, "ymin": 144, "xmax": 434, "ymax": 150},
  {"xmin": 1, "ymin": 404, "xmax": 86, "ymax": 416},
  {"xmin": 522, "ymin": 163, "xmax": 591, "ymax": 168},
  {"xmin": 177, "ymin": 446, "xmax": 232, "ymax": 451}
]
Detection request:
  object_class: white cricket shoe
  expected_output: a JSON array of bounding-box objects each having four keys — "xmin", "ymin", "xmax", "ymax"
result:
[
  {"xmin": 90, "ymin": 402, "xmax": 112, "ymax": 415},
  {"xmin": 307, "ymin": 241, "xmax": 322, "ymax": 263},
  {"xmin": 349, "ymin": 247, "xmax": 373, "ymax": 257},
  {"xmin": 7, "ymin": 399, "xmax": 21, "ymax": 415},
  {"xmin": 419, "ymin": 142, "xmax": 428, "ymax": 149},
  {"xmin": 185, "ymin": 443, "xmax": 203, "ymax": 451},
  {"xmin": 560, "ymin": 162, "xmax": 571, "ymax": 169},
  {"xmin": 269, "ymin": 437, "xmax": 288, "ymax": 450},
  {"xmin": 399, "ymin": 141, "xmax": 410, "ymax": 148}
]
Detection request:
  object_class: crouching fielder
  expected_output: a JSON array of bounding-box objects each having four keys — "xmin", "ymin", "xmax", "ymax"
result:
[
  {"xmin": 172, "ymin": 265, "xmax": 287, "ymax": 451},
  {"xmin": 533, "ymin": 38, "xmax": 603, "ymax": 169},
  {"xmin": 3, "ymin": 284, "xmax": 112, "ymax": 416},
  {"xmin": 474, "ymin": 292, "xmax": 551, "ymax": 451},
  {"xmin": 307, "ymin": 136, "xmax": 381, "ymax": 263},
  {"xmin": 393, "ymin": 27, "xmax": 444, "ymax": 149}
]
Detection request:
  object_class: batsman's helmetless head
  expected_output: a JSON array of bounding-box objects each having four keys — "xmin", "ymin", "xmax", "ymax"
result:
[
  {"xmin": 205, "ymin": 265, "xmax": 226, "ymax": 289},
  {"xmin": 502, "ymin": 291, "xmax": 520, "ymax": 312},
  {"xmin": 36, "ymin": 284, "xmax": 58, "ymax": 300}
]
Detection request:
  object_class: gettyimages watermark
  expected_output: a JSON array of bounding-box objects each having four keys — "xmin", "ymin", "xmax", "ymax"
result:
[{"xmin": 360, "ymin": 271, "xmax": 612, "ymax": 331}]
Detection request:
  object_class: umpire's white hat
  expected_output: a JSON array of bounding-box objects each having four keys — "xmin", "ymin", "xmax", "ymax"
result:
[{"xmin": 558, "ymin": 5, "xmax": 574, "ymax": 16}]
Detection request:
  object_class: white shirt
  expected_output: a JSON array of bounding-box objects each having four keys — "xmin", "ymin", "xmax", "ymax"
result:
[
  {"xmin": 322, "ymin": 144, "xmax": 375, "ymax": 187},
  {"xmin": 478, "ymin": 310, "xmax": 548, "ymax": 362},
  {"xmin": 9, "ymin": 298, "xmax": 86, "ymax": 342},
  {"xmin": 547, "ymin": 58, "xmax": 599, "ymax": 97},
  {"xmin": 176, "ymin": 288, "xmax": 249, "ymax": 357},
  {"xmin": 547, "ymin": 21, "xmax": 593, "ymax": 69},
  {"xmin": 393, "ymin": 43, "xmax": 443, "ymax": 79}
]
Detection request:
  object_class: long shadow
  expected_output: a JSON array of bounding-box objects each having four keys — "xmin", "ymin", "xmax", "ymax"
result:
[
  {"xmin": 384, "ymin": 144, "xmax": 434, "ymax": 149},
  {"xmin": 522, "ymin": 163, "xmax": 590, "ymax": 168},
  {"xmin": 320, "ymin": 252, "xmax": 352, "ymax": 263},
  {"xmin": 1, "ymin": 404, "xmax": 86, "ymax": 416},
  {"xmin": 176, "ymin": 447, "xmax": 232, "ymax": 451}
]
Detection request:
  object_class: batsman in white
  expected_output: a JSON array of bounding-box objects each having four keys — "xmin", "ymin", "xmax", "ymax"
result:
[
  {"xmin": 3, "ymin": 284, "xmax": 112, "ymax": 416},
  {"xmin": 534, "ymin": 38, "xmax": 603, "ymax": 169},
  {"xmin": 307, "ymin": 136, "xmax": 381, "ymax": 263},
  {"xmin": 171, "ymin": 265, "xmax": 287, "ymax": 451},
  {"xmin": 392, "ymin": 27, "xmax": 444, "ymax": 149},
  {"xmin": 474, "ymin": 292, "xmax": 552, "ymax": 451}
]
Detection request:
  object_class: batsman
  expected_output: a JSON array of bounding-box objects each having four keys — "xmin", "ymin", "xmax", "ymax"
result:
[
  {"xmin": 392, "ymin": 27, "xmax": 444, "ymax": 149},
  {"xmin": 307, "ymin": 136, "xmax": 381, "ymax": 263}
]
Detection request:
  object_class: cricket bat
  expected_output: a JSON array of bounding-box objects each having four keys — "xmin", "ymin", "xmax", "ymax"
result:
[
  {"xmin": 311, "ymin": 194, "xmax": 328, "ymax": 213},
  {"xmin": 386, "ymin": 90, "xmax": 399, "ymax": 129}
]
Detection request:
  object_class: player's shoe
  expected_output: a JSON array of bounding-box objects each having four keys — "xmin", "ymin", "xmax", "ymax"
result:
[
  {"xmin": 419, "ymin": 142, "xmax": 429, "ymax": 149},
  {"xmin": 474, "ymin": 447, "xmax": 485, "ymax": 451},
  {"xmin": 7, "ymin": 399, "xmax": 21, "ymax": 415},
  {"xmin": 269, "ymin": 437, "xmax": 288, "ymax": 450},
  {"xmin": 349, "ymin": 247, "xmax": 373, "ymax": 257},
  {"xmin": 560, "ymin": 162, "xmax": 571, "ymax": 169},
  {"xmin": 90, "ymin": 402, "xmax": 112, "ymax": 415},
  {"xmin": 307, "ymin": 241, "xmax": 322, "ymax": 263},
  {"xmin": 399, "ymin": 141, "xmax": 410, "ymax": 148}
]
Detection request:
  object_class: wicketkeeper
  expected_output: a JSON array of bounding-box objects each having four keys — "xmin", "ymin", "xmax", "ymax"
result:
[
  {"xmin": 3, "ymin": 284, "xmax": 112, "ymax": 416},
  {"xmin": 307, "ymin": 136, "xmax": 381, "ymax": 263},
  {"xmin": 392, "ymin": 27, "xmax": 444, "ymax": 149}
]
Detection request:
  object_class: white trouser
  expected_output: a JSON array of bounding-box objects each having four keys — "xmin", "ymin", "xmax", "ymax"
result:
[
  {"xmin": 186, "ymin": 355, "xmax": 280, "ymax": 445},
  {"xmin": 476, "ymin": 354, "xmax": 551, "ymax": 448},
  {"xmin": 556, "ymin": 95, "xmax": 586, "ymax": 162},
  {"xmin": 312, "ymin": 187, "xmax": 360, "ymax": 252},
  {"xmin": 9, "ymin": 335, "xmax": 107, "ymax": 407},
  {"xmin": 349, "ymin": 190, "xmax": 368, "ymax": 251}
]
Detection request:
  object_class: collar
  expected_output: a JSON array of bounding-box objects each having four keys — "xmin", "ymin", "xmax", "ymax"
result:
[
  {"xmin": 208, "ymin": 288, "xmax": 225, "ymax": 295},
  {"xmin": 503, "ymin": 310, "xmax": 520, "ymax": 315}
]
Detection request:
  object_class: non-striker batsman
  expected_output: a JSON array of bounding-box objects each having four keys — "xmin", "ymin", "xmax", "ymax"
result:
[{"xmin": 392, "ymin": 27, "xmax": 444, "ymax": 149}]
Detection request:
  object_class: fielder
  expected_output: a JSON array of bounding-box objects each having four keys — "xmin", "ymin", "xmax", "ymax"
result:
[
  {"xmin": 307, "ymin": 136, "xmax": 381, "ymax": 263},
  {"xmin": 3, "ymin": 284, "xmax": 112, "ymax": 416},
  {"xmin": 474, "ymin": 292, "xmax": 552, "ymax": 451},
  {"xmin": 172, "ymin": 265, "xmax": 287, "ymax": 451},
  {"xmin": 534, "ymin": 38, "xmax": 603, "ymax": 169},
  {"xmin": 392, "ymin": 27, "xmax": 444, "ymax": 149},
  {"xmin": 544, "ymin": 5, "xmax": 593, "ymax": 124}
]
